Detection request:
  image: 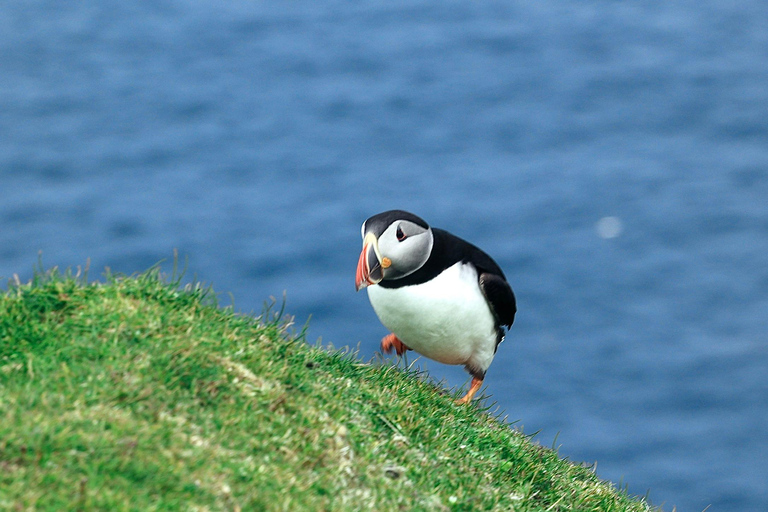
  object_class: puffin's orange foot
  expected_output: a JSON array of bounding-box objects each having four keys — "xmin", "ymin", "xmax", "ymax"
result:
[
  {"xmin": 381, "ymin": 333, "xmax": 410, "ymax": 356},
  {"xmin": 456, "ymin": 376, "xmax": 483, "ymax": 404}
]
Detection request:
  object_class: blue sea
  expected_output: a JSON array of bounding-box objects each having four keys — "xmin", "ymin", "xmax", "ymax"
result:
[{"xmin": 2, "ymin": 2, "xmax": 767, "ymax": 510}]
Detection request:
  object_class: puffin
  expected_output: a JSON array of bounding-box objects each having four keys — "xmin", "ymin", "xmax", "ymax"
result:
[{"xmin": 355, "ymin": 210, "xmax": 516, "ymax": 404}]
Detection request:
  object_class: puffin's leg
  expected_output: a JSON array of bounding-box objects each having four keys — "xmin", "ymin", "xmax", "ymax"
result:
[
  {"xmin": 456, "ymin": 376, "xmax": 483, "ymax": 404},
  {"xmin": 381, "ymin": 333, "xmax": 410, "ymax": 356}
]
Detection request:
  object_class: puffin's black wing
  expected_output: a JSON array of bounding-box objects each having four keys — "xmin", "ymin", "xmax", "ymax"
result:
[{"xmin": 478, "ymin": 273, "xmax": 516, "ymax": 328}]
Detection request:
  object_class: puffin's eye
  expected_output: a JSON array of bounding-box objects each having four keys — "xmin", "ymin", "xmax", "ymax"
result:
[{"xmin": 396, "ymin": 226, "xmax": 407, "ymax": 242}]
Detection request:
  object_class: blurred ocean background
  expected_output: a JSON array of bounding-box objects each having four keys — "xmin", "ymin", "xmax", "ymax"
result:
[{"xmin": 2, "ymin": 1, "xmax": 767, "ymax": 510}]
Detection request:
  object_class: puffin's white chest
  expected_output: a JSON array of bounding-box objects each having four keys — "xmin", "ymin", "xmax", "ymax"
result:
[{"xmin": 366, "ymin": 262, "xmax": 498, "ymax": 369}]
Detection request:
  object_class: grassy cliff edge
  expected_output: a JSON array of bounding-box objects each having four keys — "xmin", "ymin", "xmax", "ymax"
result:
[{"xmin": 0, "ymin": 268, "xmax": 655, "ymax": 511}]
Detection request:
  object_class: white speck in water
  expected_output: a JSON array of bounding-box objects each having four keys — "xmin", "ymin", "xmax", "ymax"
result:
[{"xmin": 596, "ymin": 216, "xmax": 623, "ymax": 239}]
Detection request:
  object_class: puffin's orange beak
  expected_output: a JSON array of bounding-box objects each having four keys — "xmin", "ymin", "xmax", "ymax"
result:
[{"xmin": 356, "ymin": 233, "xmax": 383, "ymax": 291}]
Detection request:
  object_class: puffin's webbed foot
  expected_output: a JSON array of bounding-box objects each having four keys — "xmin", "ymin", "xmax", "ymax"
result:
[
  {"xmin": 456, "ymin": 376, "xmax": 483, "ymax": 404},
  {"xmin": 381, "ymin": 333, "xmax": 410, "ymax": 356}
]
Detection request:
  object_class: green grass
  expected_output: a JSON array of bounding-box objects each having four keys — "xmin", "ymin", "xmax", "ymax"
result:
[{"xmin": 0, "ymin": 265, "xmax": 656, "ymax": 511}]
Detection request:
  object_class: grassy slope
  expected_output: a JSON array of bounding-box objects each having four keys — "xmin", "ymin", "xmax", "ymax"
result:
[{"xmin": 0, "ymin": 268, "xmax": 655, "ymax": 511}]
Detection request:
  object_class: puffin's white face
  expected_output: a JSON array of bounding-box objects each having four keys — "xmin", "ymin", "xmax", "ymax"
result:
[{"xmin": 356, "ymin": 212, "xmax": 434, "ymax": 291}]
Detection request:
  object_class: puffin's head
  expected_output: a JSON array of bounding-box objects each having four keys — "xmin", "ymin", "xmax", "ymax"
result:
[{"xmin": 355, "ymin": 210, "xmax": 434, "ymax": 291}]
